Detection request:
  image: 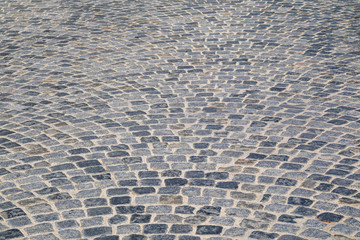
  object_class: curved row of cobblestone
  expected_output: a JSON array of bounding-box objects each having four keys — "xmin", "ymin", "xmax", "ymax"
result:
[{"xmin": 0, "ymin": 0, "xmax": 360, "ymax": 239}]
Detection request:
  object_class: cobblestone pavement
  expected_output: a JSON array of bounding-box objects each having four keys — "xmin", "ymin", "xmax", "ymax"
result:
[{"xmin": 0, "ymin": 0, "xmax": 360, "ymax": 239}]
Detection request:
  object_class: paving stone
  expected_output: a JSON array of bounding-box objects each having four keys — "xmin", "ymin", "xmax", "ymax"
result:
[
  {"xmin": 301, "ymin": 228, "xmax": 331, "ymax": 239},
  {"xmin": 55, "ymin": 200, "xmax": 82, "ymax": 210},
  {"xmin": 276, "ymin": 178, "xmax": 297, "ymax": 187},
  {"xmin": 154, "ymin": 214, "xmax": 182, "ymax": 223},
  {"xmin": 150, "ymin": 235, "xmax": 175, "ymax": 240},
  {"xmin": 0, "ymin": 208, "xmax": 26, "ymax": 219},
  {"xmin": 317, "ymin": 212, "xmax": 344, "ymax": 223},
  {"xmin": 216, "ymin": 181, "xmax": 239, "ymax": 189},
  {"xmin": 237, "ymin": 201, "xmax": 264, "ymax": 210},
  {"xmin": 31, "ymin": 233, "xmax": 60, "ymax": 240},
  {"xmin": 143, "ymin": 224, "xmax": 168, "ymax": 234},
  {"xmin": 117, "ymin": 225, "xmax": 141, "ymax": 234},
  {"xmin": 287, "ymin": 197, "xmax": 313, "ymax": 206},
  {"xmin": 178, "ymin": 236, "xmax": 200, "ymax": 240},
  {"xmin": 332, "ymin": 187, "xmax": 357, "ymax": 196},
  {"xmin": 292, "ymin": 207, "xmax": 319, "ymax": 216},
  {"xmin": 213, "ymin": 199, "xmax": 234, "ymax": 207},
  {"xmin": 175, "ymin": 205, "xmax": 195, "ymax": 214},
  {"xmin": 0, "ymin": 0, "xmax": 359, "ymax": 239},
  {"xmin": 315, "ymin": 183, "xmax": 334, "ymax": 192},
  {"xmin": 313, "ymin": 201, "xmax": 338, "ymax": 211},
  {"xmin": 122, "ymin": 235, "xmax": 146, "ymax": 240},
  {"xmin": 159, "ymin": 195, "xmax": 183, "ymax": 204},
  {"xmin": 197, "ymin": 206, "xmax": 221, "ymax": 216},
  {"xmin": 81, "ymin": 217, "xmax": 103, "ymax": 227},
  {"xmin": 278, "ymin": 236, "xmax": 306, "ymax": 240},
  {"xmin": 56, "ymin": 220, "xmax": 79, "ymax": 229},
  {"xmin": 0, "ymin": 202, "xmax": 16, "ymax": 210},
  {"xmin": 84, "ymin": 198, "xmax": 108, "ymax": 207},
  {"xmin": 130, "ymin": 214, "xmax": 151, "ymax": 223},
  {"xmin": 165, "ymin": 178, "xmax": 188, "ymax": 186},
  {"xmin": 0, "ymin": 229, "xmax": 23, "ymax": 239},
  {"xmin": 196, "ymin": 225, "xmax": 223, "ymax": 235},
  {"xmin": 271, "ymin": 224, "xmax": 300, "ymax": 234},
  {"xmin": 278, "ymin": 215, "xmax": 303, "ymax": 224},
  {"xmin": 84, "ymin": 226, "xmax": 112, "ymax": 237},
  {"xmin": 116, "ymin": 206, "xmax": 144, "ymax": 214},
  {"xmin": 331, "ymin": 224, "xmax": 359, "ymax": 235},
  {"xmin": 230, "ymin": 191, "xmax": 256, "ymax": 201},
  {"xmin": 146, "ymin": 206, "xmax": 172, "ymax": 214},
  {"xmin": 253, "ymin": 211, "xmax": 277, "ymax": 222},
  {"xmin": 336, "ymin": 206, "xmax": 360, "ymax": 218},
  {"xmin": 133, "ymin": 187, "xmax": 156, "ymax": 195},
  {"xmin": 94, "ymin": 236, "xmax": 119, "ymax": 240},
  {"xmin": 8, "ymin": 216, "xmax": 32, "ymax": 227},
  {"xmin": 110, "ymin": 197, "xmax": 131, "ymax": 205},
  {"xmin": 223, "ymin": 227, "xmax": 247, "ymax": 237},
  {"xmin": 304, "ymin": 219, "xmax": 327, "ymax": 229},
  {"xmin": 62, "ymin": 209, "xmax": 86, "ymax": 219},
  {"xmin": 25, "ymin": 223, "xmax": 53, "ymax": 235},
  {"xmin": 185, "ymin": 215, "xmax": 207, "ymax": 225},
  {"xmin": 249, "ymin": 231, "xmax": 279, "ymax": 239},
  {"xmin": 240, "ymin": 219, "xmax": 268, "ymax": 230},
  {"xmin": 170, "ymin": 224, "xmax": 192, "ymax": 233},
  {"xmin": 109, "ymin": 215, "xmax": 127, "ymax": 225},
  {"xmin": 87, "ymin": 207, "xmax": 112, "ymax": 217},
  {"xmin": 265, "ymin": 204, "xmax": 293, "ymax": 213},
  {"xmin": 34, "ymin": 213, "xmax": 59, "ymax": 222},
  {"xmin": 59, "ymin": 229, "xmax": 81, "ymax": 239}
]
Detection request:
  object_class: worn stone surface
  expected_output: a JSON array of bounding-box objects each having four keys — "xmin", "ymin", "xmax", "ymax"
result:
[{"xmin": 0, "ymin": 0, "xmax": 359, "ymax": 239}]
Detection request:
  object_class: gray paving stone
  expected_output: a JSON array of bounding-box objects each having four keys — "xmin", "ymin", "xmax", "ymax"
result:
[
  {"xmin": 83, "ymin": 226, "xmax": 112, "ymax": 237},
  {"xmin": 304, "ymin": 220, "xmax": 327, "ymax": 229},
  {"xmin": 240, "ymin": 219, "xmax": 269, "ymax": 230},
  {"xmin": 0, "ymin": 0, "xmax": 359, "ymax": 239},
  {"xmin": 59, "ymin": 229, "xmax": 81, "ymax": 239},
  {"xmin": 25, "ymin": 223, "xmax": 53, "ymax": 235},
  {"xmin": 80, "ymin": 217, "xmax": 103, "ymax": 227},
  {"xmin": 301, "ymin": 228, "xmax": 332, "ymax": 239},
  {"xmin": 223, "ymin": 227, "xmax": 247, "ymax": 237},
  {"xmin": 154, "ymin": 214, "xmax": 182, "ymax": 223},
  {"xmin": 265, "ymin": 204, "xmax": 293, "ymax": 213},
  {"xmin": 330, "ymin": 224, "xmax": 359, "ymax": 235},
  {"xmin": 271, "ymin": 224, "xmax": 300, "ymax": 234},
  {"xmin": 7, "ymin": 216, "xmax": 32, "ymax": 227},
  {"xmin": 32, "ymin": 233, "xmax": 60, "ymax": 240},
  {"xmin": 336, "ymin": 206, "xmax": 360, "ymax": 218}
]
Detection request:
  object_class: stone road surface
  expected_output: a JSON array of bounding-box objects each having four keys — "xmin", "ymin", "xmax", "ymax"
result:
[{"xmin": 0, "ymin": 0, "xmax": 360, "ymax": 239}]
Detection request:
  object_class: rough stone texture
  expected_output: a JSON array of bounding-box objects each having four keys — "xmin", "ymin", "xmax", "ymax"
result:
[{"xmin": 0, "ymin": 0, "xmax": 359, "ymax": 239}]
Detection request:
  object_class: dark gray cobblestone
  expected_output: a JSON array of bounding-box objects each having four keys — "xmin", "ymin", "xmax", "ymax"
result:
[{"xmin": 0, "ymin": 0, "xmax": 360, "ymax": 239}]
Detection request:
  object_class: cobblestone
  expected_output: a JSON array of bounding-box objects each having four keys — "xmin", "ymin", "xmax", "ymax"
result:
[{"xmin": 0, "ymin": 0, "xmax": 359, "ymax": 239}]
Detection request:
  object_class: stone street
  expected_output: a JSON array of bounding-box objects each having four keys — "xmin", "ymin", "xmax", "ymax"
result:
[{"xmin": 0, "ymin": 0, "xmax": 359, "ymax": 239}]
